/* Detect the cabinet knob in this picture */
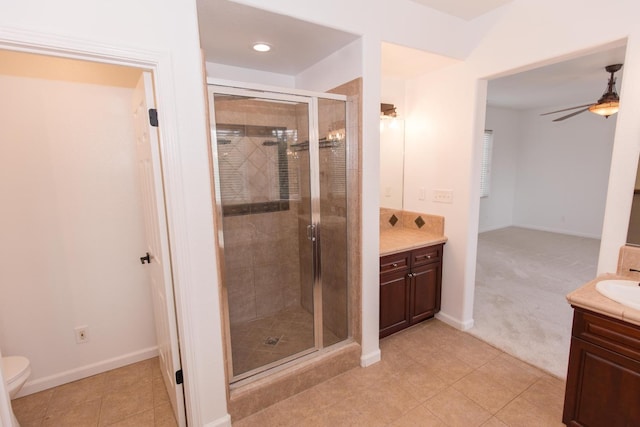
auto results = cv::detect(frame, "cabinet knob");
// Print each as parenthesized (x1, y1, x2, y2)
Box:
(392, 263, 398, 267)
(407, 273, 414, 278)
(427, 255, 431, 259)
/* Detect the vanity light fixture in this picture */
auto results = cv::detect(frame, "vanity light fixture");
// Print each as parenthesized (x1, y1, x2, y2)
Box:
(380, 103, 397, 118)
(380, 103, 399, 132)
(252, 42, 272, 52)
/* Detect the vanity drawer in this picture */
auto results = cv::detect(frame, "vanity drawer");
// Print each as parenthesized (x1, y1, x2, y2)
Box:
(380, 251, 410, 274)
(572, 307, 640, 360)
(412, 244, 442, 267)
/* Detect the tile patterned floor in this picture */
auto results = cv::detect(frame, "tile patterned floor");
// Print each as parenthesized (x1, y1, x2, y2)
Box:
(11, 357, 177, 426)
(234, 319, 566, 426)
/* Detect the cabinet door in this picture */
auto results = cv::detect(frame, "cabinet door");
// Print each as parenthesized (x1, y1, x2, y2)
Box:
(409, 263, 440, 324)
(563, 337, 640, 426)
(380, 269, 410, 338)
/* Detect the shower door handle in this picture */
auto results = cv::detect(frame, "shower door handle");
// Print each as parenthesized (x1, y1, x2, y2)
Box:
(306, 224, 317, 242)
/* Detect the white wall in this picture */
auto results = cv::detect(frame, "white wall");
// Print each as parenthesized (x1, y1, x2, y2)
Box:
(0, 74, 157, 394)
(404, 63, 485, 328)
(296, 39, 363, 91)
(464, 0, 640, 277)
(5, 1, 640, 424)
(0, 73, 156, 386)
(0, 1, 228, 425)
(381, 76, 406, 112)
(513, 106, 615, 238)
(481, 105, 616, 238)
(398, 0, 640, 329)
(479, 106, 519, 232)
(205, 62, 295, 87)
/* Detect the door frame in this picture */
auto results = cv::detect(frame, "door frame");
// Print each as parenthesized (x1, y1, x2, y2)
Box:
(0, 28, 203, 425)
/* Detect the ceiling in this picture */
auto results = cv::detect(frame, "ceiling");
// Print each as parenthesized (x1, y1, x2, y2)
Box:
(197, 0, 359, 75)
(487, 45, 627, 111)
(197, 1, 627, 112)
(409, 0, 514, 20)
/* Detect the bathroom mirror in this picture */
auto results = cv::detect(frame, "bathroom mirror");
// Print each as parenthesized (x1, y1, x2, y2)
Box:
(379, 117, 405, 210)
(626, 156, 640, 245)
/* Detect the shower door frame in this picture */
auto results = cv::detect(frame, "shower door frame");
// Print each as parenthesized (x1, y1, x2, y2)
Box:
(207, 82, 349, 384)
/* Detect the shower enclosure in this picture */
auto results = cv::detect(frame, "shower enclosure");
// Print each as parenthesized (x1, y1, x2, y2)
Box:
(208, 85, 350, 382)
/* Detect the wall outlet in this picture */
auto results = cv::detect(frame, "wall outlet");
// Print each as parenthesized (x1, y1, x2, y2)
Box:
(75, 326, 89, 344)
(433, 189, 453, 204)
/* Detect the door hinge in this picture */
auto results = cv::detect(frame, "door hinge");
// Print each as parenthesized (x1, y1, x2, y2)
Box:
(175, 369, 183, 385)
(149, 108, 159, 127)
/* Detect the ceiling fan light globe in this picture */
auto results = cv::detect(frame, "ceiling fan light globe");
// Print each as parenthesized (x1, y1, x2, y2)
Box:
(589, 101, 619, 117)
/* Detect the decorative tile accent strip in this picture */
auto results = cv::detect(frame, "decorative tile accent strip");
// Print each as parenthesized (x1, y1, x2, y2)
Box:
(415, 216, 425, 228)
(389, 214, 399, 226)
(222, 201, 290, 217)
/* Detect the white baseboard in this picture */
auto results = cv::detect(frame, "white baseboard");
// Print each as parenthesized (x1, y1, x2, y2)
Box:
(16, 346, 158, 398)
(479, 224, 601, 240)
(511, 224, 601, 240)
(436, 312, 474, 331)
(204, 414, 232, 427)
(478, 224, 512, 233)
(360, 348, 381, 367)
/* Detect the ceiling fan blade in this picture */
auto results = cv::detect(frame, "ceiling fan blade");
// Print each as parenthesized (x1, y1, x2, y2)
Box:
(540, 104, 594, 116)
(552, 107, 590, 122)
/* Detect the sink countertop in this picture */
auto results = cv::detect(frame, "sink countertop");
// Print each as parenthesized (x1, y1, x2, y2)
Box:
(567, 273, 640, 327)
(380, 228, 447, 256)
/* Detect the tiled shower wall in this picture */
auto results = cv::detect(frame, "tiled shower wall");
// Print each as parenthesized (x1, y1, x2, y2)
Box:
(225, 79, 362, 421)
(215, 99, 306, 324)
(214, 95, 349, 343)
(298, 98, 349, 342)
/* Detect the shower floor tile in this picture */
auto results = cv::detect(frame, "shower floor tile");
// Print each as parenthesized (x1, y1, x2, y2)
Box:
(230, 306, 342, 377)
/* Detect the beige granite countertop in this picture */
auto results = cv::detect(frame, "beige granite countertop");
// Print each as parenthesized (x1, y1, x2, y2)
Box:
(567, 273, 640, 327)
(380, 228, 447, 256)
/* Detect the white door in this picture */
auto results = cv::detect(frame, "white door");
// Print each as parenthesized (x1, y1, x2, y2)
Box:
(132, 72, 186, 426)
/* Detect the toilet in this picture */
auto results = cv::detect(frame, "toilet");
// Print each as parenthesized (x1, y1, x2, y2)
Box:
(1, 356, 31, 399)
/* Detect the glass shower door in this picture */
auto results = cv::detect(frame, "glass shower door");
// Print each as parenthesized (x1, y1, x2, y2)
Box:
(210, 87, 317, 380)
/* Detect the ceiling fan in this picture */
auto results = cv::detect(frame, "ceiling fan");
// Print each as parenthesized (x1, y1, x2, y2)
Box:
(541, 63, 623, 122)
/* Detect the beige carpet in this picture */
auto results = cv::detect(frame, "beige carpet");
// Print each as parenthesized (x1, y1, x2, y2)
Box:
(470, 227, 600, 379)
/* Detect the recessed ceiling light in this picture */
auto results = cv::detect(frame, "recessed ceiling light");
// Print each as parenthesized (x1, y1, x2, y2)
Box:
(252, 43, 271, 53)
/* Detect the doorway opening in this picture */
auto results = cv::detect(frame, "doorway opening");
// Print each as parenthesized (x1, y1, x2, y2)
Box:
(472, 44, 625, 377)
(0, 49, 186, 425)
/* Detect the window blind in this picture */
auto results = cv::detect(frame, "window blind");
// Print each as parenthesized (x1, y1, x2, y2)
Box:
(480, 130, 493, 198)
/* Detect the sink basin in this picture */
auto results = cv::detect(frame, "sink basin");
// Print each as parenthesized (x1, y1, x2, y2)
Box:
(596, 279, 640, 311)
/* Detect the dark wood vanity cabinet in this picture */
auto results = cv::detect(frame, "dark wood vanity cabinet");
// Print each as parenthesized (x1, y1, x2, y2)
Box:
(563, 307, 640, 426)
(379, 244, 443, 338)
